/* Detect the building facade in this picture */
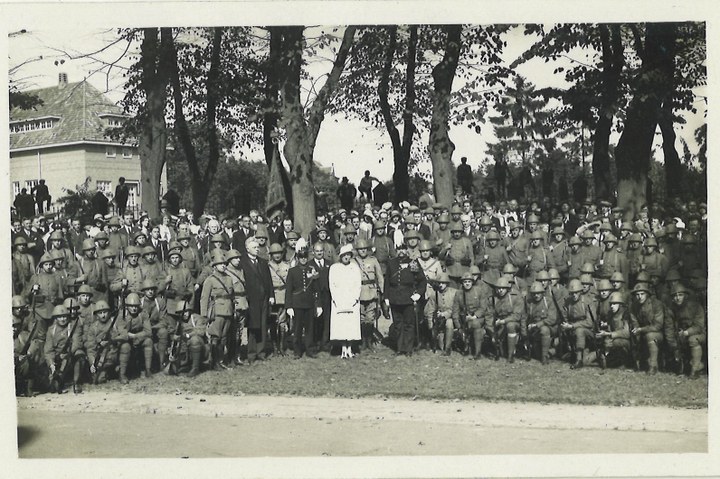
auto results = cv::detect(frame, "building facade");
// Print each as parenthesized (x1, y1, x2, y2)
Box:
(9, 74, 166, 217)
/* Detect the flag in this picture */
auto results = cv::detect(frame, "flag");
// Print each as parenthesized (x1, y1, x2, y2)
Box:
(265, 143, 287, 219)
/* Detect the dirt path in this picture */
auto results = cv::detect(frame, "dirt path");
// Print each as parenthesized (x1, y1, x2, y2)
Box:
(16, 392, 706, 458)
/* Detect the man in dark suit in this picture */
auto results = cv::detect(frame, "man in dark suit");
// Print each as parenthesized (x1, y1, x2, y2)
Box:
(309, 242, 332, 350)
(240, 237, 274, 363)
(232, 215, 254, 254)
(267, 213, 285, 247)
(285, 247, 322, 358)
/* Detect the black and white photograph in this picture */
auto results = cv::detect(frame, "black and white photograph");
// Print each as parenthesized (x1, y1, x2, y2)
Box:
(2, 1, 717, 478)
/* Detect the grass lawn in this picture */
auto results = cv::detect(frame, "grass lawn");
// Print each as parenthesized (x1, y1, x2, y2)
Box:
(90, 346, 708, 409)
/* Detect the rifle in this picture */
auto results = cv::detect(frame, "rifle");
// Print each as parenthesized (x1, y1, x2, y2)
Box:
(92, 293, 124, 384)
(522, 296, 532, 361)
(15, 313, 41, 370)
(164, 310, 184, 375)
(431, 288, 441, 353)
(491, 296, 504, 360)
(549, 288, 572, 360)
(50, 312, 82, 393)
(589, 302, 607, 369)
(460, 288, 471, 355)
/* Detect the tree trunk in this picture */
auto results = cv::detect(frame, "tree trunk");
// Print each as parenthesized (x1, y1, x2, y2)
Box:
(379, 25, 417, 204)
(278, 26, 356, 237)
(592, 24, 624, 202)
(428, 25, 462, 207)
(263, 26, 294, 215)
(138, 28, 171, 219)
(659, 106, 682, 199)
(615, 23, 676, 220)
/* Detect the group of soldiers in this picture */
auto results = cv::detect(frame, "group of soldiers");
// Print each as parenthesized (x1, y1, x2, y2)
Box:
(12, 195, 708, 396)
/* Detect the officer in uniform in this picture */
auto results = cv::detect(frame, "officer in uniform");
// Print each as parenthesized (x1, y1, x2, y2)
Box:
(560, 278, 595, 369)
(442, 223, 474, 288)
(116, 292, 153, 383)
(284, 231, 300, 265)
(384, 241, 427, 356)
(46, 230, 75, 269)
(268, 243, 290, 355)
(485, 277, 524, 362)
(180, 304, 210, 378)
(671, 283, 705, 378)
(200, 250, 235, 369)
(451, 272, 486, 358)
(566, 236, 584, 280)
(525, 281, 557, 364)
(285, 246, 322, 358)
(354, 239, 384, 351)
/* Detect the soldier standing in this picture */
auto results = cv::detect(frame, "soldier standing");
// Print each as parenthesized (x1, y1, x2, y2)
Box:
(442, 224, 473, 288)
(44, 305, 86, 393)
(354, 239, 384, 351)
(25, 253, 64, 327)
(200, 250, 235, 369)
(452, 272, 487, 358)
(671, 284, 705, 378)
(285, 246, 322, 358)
(267, 243, 290, 355)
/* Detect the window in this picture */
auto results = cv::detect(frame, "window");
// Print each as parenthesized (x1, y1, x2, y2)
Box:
(107, 118, 123, 128)
(25, 179, 39, 191)
(97, 180, 112, 198)
(122, 147, 133, 159)
(126, 181, 140, 208)
(9, 117, 58, 134)
(12, 182, 20, 198)
(105, 146, 116, 158)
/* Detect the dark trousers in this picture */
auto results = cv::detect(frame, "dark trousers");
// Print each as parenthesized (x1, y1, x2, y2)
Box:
(247, 327, 266, 360)
(293, 308, 316, 357)
(315, 295, 331, 348)
(391, 304, 417, 354)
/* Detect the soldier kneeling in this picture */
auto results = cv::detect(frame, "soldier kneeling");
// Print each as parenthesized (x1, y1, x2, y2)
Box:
(45, 305, 87, 394)
(117, 293, 153, 384)
(595, 292, 633, 369)
(86, 300, 120, 384)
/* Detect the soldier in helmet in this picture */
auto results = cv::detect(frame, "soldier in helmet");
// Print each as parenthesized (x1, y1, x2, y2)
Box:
(403, 230, 422, 261)
(25, 253, 64, 326)
(594, 292, 633, 369)
(525, 281, 557, 364)
(75, 238, 108, 302)
(505, 220, 529, 272)
(268, 243, 290, 355)
(13, 295, 46, 395)
(424, 272, 456, 355)
(433, 214, 452, 252)
(164, 243, 194, 315)
(547, 227, 570, 283)
(178, 230, 201, 279)
(106, 216, 128, 263)
(485, 277, 524, 362)
(52, 249, 78, 298)
(526, 229, 550, 283)
(94, 230, 113, 261)
(225, 249, 249, 365)
(371, 221, 395, 275)
(254, 226, 270, 261)
(596, 233, 628, 283)
(566, 236, 584, 280)
(116, 292, 153, 383)
(629, 282, 666, 375)
(501, 263, 527, 298)
(200, 250, 235, 369)
(417, 239, 444, 284)
(85, 300, 119, 384)
(139, 279, 171, 369)
(609, 271, 629, 297)
(140, 245, 167, 291)
(111, 245, 144, 296)
(46, 229, 74, 269)
(625, 233, 644, 286)
(284, 231, 300, 265)
(174, 302, 210, 378)
(44, 305, 86, 393)
(640, 237, 669, 281)
(559, 279, 595, 369)
(353, 239, 384, 352)
(13, 236, 36, 295)
(441, 223, 473, 288)
(671, 284, 705, 378)
(478, 229, 508, 284)
(452, 272, 487, 358)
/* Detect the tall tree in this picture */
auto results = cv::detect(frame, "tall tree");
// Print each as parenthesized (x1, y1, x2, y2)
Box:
(277, 26, 356, 236)
(428, 25, 462, 207)
(615, 23, 677, 218)
(137, 27, 173, 219)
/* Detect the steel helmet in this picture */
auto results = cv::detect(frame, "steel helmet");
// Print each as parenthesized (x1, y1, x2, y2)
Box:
(494, 277, 512, 289)
(125, 293, 142, 306)
(568, 279, 583, 293)
(225, 249, 242, 260)
(11, 295, 27, 308)
(355, 239, 371, 250)
(52, 305, 70, 318)
(436, 272, 451, 283)
(535, 270, 550, 281)
(547, 268, 560, 280)
(93, 300, 110, 314)
(609, 292, 625, 304)
(418, 240, 432, 251)
(269, 243, 284, 254)
(529, 282, 545, 294)
(597, 279, 613, 291)
(82, 238, 96, 251)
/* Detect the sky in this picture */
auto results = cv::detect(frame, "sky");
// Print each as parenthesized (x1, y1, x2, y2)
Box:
(6, 23, 708, 186)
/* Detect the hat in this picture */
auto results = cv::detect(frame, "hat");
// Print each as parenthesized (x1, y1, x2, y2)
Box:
(174, 301, 192, 315)
(621, 222, 634, 232)
(628, 233, 643, 243)
(52, 305, 70, 318)
(403, 215, 416, 226)
(609, 272, 625, 283)
(568, 279, 583, 293)
(51, 249, 65, 260)
(390, 210, 401, 219)
(339, 244, 354, 257)
(108, 216, 121, 227)
(342, 225, 357, 234)
(132, 230, 147, 242)
(602, 233, 618, 243)
(373, 220, 386, 230)
(469, 265, 481, 275)
(632, 283, 651, 294)
(671, 284, 689, 295)
(94, 231, 109, 241)
(13, 236, 28, 246)
(682, 234, 697, 244)
(450, 222, 463, 232)
(536, 270, 550, 281)
(226, 249, 242, 260)
(254, 226, 268, 239)
(569, 236, 582, 246)
(355, 239, 371, 250)
(609, 292, 625, 304)
(436, 214, 450, 224)
(93, 300, 110, 314)
(548, 268, 560, 280)
(432, 202, 444, 211)
(493, 277, 512, 289)
(286, 231, 300, 240)
(141, 279, 158, 290)
(269, 243, 284, 254)
(597, 279, 613, 291)
(77, 284, 94, 296)
(211, 250, 227, 266)
(450, 205, 463, 214)
(508, 220, 521, 230)
(93, 213, 104, 222)
(644, 237, 658, 247)
(551, 227, 565, 236)
(142, 245, 156, 256)
(49, 230, 64, 241)
(581, 229, 595, 240)
(530, 230, 545, 240)
(436, 272, 451, 283)
(82, 238, 96, 251)
(168, 241, 183, 254)
(125, 293, 142, 306)
(418, 240, 432, 251)
(479, 216, 493, 226)
(502, 263, 518, 275)
(486, 230, 501, 241)
(382, 202, 393, 211)
(527, 214, 540, 224)
(580, 263, 595, 274)
(636, 272, 651, 283)
(177, 231, 191, 241)
(665, 269, 682, 282)
(599, 222, 612, 232)
(12, 295, 28, 308)
(580, 274, 594, 285)
(125, 245, 141, 257)
(38, 253, 55, 266)
(599, 200, 612, 208)
(210, 233, 227, 244)
(404, 230, 421, 240)
(461, 272, 475, 282)
(529, 282, 545, 294)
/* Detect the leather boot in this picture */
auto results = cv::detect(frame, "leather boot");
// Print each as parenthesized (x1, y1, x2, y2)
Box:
(143, 346, 153, 378)
(507, 334, 518, 363)
(571, 349, 584, 369)
(541, 335, 551, 365)
(187, 347, 202, 378)
(473, 329, 483, 359)
(119, 361, 129, 384)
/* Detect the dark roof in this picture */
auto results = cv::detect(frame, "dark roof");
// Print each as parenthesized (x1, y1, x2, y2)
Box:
(9, 81, 126, 151)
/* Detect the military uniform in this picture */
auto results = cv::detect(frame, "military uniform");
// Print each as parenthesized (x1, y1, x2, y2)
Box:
(354, 255, 384, 349)
(268, 259, 290, 353)
(116, 307, 153, 381)
(372, 234, 396, 275)
(425, 284, 456, 353)
(672, 297, 706, 376)
(443, 236, 474, 286)
(84, 311, 120, 382)
(562, 291, 595, 367)
(484, 290, 524, 361)
(111, 261, 146, 295)
(44, 315, 86, 392)
(525, 293, 557, 363)
(452, 283, 487, 357)
(200, 271, 235, 366)
(384, 256, 427, 354)
(12, 249, 35, 295)
(25, 270, 64, 322)
(285, 262, 320, 357)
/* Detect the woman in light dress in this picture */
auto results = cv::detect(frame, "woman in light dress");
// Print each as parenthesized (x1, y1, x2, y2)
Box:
(329, 244, 362, 358)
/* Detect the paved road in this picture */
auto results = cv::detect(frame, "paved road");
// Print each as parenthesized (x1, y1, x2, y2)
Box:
(16, 391, 706, 458)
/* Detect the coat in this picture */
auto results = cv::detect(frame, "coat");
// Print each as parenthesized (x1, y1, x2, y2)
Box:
(240, 255, 273, 329)
(329, 261, 362, 341)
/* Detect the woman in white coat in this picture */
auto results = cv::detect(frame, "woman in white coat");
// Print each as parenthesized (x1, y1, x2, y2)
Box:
(329, 244, 362, 358)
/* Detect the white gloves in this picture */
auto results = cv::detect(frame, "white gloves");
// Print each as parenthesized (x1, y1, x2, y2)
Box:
(286, 308, 295, 318)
